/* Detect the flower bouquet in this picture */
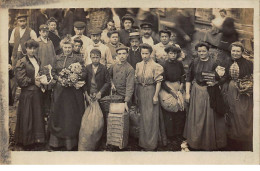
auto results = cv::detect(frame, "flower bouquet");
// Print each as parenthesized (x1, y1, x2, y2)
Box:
(236, 74, 253, 96)
(58, 62, 85, 89)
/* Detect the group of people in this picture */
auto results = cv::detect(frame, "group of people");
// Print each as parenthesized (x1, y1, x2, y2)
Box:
(9, 8, 253, 152)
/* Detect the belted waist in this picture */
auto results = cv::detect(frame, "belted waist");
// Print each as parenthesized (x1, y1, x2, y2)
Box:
(137, 82, 155, 87)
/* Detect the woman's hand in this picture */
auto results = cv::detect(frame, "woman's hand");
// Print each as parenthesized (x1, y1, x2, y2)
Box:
(185, 93, 190, 103)
(35, 79, 41, 87)
(207, 81, 218, 87)
(153, 95, 159, 105)
(74, 81, 85, 89)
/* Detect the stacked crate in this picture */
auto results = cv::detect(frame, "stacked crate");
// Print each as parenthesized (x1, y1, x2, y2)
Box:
(106, 103, 129, 149)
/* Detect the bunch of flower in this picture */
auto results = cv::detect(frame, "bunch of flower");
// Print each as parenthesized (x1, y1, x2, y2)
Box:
(236, 74, 253, 96)
(58, 62, 85, 89)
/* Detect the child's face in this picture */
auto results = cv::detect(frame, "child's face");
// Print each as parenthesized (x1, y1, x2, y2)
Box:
(117, 49, 128, 63)
(73, 42, 82, 52)
(130, 38, 140, 48)
(40, 30, 49, 39)
(48, 22, 57, 31)
(168, 51, 178, 61)
(110, 33, 119, 45)
(160, 33, 170, 45)
(90, 53, 101, 66)
(123, 20, 132, 30)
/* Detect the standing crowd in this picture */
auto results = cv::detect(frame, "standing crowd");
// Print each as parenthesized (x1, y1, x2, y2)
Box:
(8, 8, 253, 151)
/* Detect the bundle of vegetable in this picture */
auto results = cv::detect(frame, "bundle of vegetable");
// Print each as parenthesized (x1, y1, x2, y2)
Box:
(236, 74, 253, 96)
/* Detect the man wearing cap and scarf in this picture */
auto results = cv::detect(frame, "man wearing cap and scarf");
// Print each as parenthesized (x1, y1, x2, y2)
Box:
(119, 14, 135, 47)
(106, 30, 124, 63)
(84, 28, 113, 69)
(151, 29, 172, 66)
(9, 14, 38, 104)
(72, 21, 93, 55)
(109, 45, 135, 112)
(140, 22, 159, 46)
(127, 32, 143, 69)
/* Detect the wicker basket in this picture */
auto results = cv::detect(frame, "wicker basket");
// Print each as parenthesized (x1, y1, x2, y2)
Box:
(106, 112, 129, 149)
(99, 92, 124, 114)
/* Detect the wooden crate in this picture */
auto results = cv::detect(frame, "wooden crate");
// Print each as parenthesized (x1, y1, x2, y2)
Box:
(106, 112, 129, 149)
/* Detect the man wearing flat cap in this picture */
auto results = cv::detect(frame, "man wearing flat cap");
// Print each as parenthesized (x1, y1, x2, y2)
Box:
(140, 22, 159, 46)
(72, 21, 93, 55)
(106, 30, 124, 63)
(9, 14, 38, 67)
(9, 14, 38, 103)
(119, 14, 135, 47)
(36, 24, 57, 118)
(151, 29, 173, 66)
(109, 45, 135, 112)
(127, 32, 143, 69)
(84, 28, 113, 69)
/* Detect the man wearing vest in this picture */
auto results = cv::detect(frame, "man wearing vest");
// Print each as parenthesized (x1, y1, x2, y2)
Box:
(9, 14, 38, 104)
(9, 14, 38, 68)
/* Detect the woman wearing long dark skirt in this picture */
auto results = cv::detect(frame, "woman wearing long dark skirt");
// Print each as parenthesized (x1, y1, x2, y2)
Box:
(14, 39, 46, 150)
(183, 42, 227, 151)
(161, 45, 186, 139)
(222, 42, 253, 151)
(49, 36, 86, 151)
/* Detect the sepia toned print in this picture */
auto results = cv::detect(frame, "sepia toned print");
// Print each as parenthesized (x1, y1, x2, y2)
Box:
(0, 0, 259, 165)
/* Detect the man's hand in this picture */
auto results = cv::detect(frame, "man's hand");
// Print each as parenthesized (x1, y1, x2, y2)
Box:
(185, 93, 190, 103)
(124, 102, 129, 112)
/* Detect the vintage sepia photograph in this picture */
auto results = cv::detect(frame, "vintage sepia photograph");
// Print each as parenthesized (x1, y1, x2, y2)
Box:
(0, 0, 259, 165)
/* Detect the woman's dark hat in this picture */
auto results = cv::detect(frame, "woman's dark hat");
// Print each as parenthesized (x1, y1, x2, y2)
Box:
(122, 14, 135, 24)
